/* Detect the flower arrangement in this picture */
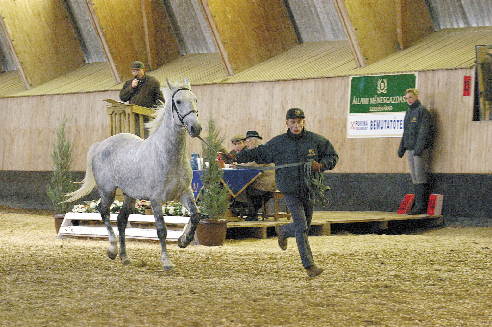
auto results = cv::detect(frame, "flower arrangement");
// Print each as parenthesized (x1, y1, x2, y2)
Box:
(71, 199, 190, 216)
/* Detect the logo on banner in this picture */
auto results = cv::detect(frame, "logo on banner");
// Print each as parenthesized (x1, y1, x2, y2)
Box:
(377, 79, 388, 94)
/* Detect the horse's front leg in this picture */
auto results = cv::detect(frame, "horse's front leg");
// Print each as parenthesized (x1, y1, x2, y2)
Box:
(178, 188, 201, 248)
(117, 196, 136, 265)
(151, 199, 174, 270)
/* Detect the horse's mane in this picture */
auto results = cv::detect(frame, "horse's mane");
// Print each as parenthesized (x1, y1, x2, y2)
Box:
(145, 87, 173, 135)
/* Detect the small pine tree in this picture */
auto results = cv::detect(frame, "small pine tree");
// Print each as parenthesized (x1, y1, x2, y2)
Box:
(46, 118, 76, 213)
(199, 119, 230, 220)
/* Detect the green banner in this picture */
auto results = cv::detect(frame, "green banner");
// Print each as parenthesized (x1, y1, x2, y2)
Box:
(350, 74, 416, 114)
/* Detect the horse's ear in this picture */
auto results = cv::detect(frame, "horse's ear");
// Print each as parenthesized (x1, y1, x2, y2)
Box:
(184, 78, 190, 89)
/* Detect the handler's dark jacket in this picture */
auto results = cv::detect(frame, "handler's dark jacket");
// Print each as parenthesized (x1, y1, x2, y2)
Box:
(236, 128, 338, 195)
(119, 75, 164, 109)
(398, 100, 433, 157)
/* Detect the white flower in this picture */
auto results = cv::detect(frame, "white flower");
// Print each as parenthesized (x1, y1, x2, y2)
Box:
(72, 204, 86, 213)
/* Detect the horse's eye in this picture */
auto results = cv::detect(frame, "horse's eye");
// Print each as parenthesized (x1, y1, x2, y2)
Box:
(176, 100, 181, 104)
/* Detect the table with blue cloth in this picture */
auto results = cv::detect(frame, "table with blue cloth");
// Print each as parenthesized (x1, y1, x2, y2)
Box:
(192, 169, 262, 200)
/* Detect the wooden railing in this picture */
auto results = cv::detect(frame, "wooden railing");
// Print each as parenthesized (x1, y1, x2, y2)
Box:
(104, 99, 155, 138)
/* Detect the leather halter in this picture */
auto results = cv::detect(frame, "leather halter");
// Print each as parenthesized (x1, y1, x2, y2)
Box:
(171, 88, 198, 127)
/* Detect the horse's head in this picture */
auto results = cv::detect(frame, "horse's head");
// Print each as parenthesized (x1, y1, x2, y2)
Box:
(167, 78, 202, 138)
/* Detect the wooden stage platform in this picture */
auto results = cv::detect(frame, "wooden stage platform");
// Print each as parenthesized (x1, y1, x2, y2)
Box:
(226, 211, 444, 239)
(57, 211, 443, 242)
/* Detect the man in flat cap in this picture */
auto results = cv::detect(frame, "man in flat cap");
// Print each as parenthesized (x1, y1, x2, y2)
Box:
(119, 61, 164, 109)
(225, 135, 246, 164)
(222, 108, 338, 277)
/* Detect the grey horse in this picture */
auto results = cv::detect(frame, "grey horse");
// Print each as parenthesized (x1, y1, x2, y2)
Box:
(65, 78, 202, 270)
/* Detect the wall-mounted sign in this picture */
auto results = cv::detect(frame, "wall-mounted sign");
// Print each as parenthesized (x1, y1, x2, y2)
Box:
(347, 73, 417, 138)
(463, 76, 471, 96)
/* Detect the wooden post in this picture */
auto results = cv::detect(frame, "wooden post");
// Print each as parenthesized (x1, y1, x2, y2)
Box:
(104, 100, 155, 138)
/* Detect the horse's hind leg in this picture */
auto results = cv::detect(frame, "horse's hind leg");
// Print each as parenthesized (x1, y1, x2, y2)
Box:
(178, 189, 201, 248)
(98, 191, 118, 260)
(117, 195, 135, 265)
(151, 199, 174, 270)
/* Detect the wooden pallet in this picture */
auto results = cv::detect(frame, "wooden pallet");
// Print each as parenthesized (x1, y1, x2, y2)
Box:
(226, 211, 443, 239)
(58, 211, 444, 242)
(58, 212, 189, 241)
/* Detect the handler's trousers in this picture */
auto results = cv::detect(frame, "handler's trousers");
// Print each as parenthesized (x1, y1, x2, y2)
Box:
(279, 193, 314, 269)
(406, 150, 428, 184)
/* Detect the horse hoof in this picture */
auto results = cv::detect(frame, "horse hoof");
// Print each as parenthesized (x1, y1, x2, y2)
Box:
(163, 264, 175, 271)
(107, 249, 117, 260)
(120, 255, 131, 265)
(177, 236, 188, 248)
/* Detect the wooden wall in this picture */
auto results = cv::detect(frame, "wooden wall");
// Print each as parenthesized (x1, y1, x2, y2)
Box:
(1, 68, 491, 174)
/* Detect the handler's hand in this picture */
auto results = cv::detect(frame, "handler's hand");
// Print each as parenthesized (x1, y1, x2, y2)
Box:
(219, 152, 235, 163)
(311, 160, 323, 172)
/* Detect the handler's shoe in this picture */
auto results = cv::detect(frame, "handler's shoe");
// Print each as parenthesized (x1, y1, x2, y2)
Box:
(306, 265, 324, 278)
(275, 225, 287, 250)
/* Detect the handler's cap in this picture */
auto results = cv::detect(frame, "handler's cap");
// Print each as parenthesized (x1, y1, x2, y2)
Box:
(286, 108, 305, 119)
(245, 130, 262, 140)
(231, 134, 245, 143)
(131, 61, 145, 69)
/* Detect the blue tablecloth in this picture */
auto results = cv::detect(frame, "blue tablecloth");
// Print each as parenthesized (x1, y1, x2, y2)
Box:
(192, 169, 262, 200)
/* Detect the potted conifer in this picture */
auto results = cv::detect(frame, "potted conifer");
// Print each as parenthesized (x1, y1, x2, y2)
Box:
(46, 118, 76, 234)
(196, 119, 230, 246)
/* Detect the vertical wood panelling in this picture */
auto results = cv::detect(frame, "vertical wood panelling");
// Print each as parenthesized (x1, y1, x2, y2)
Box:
(0, 0, 85, 87)
(1, 68, 491, 174)
(0, 92, 113, 171)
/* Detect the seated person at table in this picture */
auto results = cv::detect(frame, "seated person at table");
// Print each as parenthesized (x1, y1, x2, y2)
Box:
(223, 135, 246, 165)
(238, 131, 276, 221)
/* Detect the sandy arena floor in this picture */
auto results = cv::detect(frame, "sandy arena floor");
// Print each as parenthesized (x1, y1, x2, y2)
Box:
(1, 207, 491, 326)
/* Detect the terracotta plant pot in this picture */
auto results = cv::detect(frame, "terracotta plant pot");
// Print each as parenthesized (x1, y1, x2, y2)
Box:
(54, 214, 65, 234)
(196, 219, 228, 246)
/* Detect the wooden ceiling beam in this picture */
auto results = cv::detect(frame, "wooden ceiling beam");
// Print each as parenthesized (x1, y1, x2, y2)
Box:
(0, 0, 85, 88)
(396, 0, 433, 50)
(87, 0, 180, 82)
(333, 0, 366, 68)
(199, 0, 298, 75)
(0, 15, 29, 89)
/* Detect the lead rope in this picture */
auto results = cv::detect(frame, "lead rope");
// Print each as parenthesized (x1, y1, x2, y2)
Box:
(303, 162, 331, 206)
(236, 161, 331, 206)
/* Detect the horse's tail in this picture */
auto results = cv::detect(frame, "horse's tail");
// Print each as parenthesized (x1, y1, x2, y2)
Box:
(64, 142, 100, 203)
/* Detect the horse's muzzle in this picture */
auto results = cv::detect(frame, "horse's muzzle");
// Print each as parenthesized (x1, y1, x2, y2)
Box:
(188, 123, 202, 138)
